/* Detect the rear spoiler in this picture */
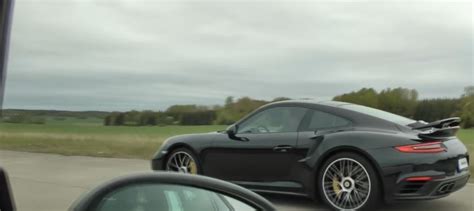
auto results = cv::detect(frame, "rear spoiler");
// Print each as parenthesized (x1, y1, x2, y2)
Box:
(412, 117, 460, 130)
(413, 117, 461, 140)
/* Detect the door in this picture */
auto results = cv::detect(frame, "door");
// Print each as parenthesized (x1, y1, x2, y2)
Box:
(204, 106, 308, 183)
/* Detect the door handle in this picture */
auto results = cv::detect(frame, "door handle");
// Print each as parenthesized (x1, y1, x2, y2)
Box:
(273, 145, 293, 152)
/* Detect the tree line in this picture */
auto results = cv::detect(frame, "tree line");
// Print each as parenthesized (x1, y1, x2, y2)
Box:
(103, 97, 286, 126)
(104, 86, 474, 128)
(334, 86, 473, 128)
(0, 109, 109, 124)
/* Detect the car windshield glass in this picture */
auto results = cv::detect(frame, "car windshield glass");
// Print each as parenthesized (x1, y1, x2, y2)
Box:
(96, 184, 256, 211)
(340, 104, 416, 125)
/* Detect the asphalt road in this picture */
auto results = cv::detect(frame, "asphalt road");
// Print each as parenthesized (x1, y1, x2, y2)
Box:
(0, 150, 472, 211)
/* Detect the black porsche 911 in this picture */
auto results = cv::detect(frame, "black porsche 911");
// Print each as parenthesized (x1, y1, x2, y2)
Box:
(151, 100, 470, 210)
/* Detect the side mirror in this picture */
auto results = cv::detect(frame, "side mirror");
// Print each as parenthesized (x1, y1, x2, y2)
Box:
(0, 167, 15, 211)
(70, 172, 275, 211)
(225, 125, 249, 142)
(226, 124, 238, 136)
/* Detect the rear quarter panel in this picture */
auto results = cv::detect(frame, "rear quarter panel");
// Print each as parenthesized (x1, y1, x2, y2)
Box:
(302, 129, 469, 201)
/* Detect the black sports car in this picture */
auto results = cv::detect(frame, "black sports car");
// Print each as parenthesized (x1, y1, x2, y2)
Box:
(151, 100, 470, 210)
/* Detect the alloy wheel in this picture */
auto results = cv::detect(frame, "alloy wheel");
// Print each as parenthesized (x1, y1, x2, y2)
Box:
(165, 151, 198, 174)
(322, 158, 371, 210)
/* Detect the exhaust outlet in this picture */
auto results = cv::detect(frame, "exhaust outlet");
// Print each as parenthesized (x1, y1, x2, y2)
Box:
(437, 182, 455, 194)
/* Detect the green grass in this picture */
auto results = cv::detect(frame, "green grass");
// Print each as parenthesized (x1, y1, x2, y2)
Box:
(0, 121, 225, 159)
(456, 129, 474, 180)
(46, 117, 104, 126)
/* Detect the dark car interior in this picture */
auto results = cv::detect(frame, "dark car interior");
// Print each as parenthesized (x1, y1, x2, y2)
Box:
(0, 168, 15, 211)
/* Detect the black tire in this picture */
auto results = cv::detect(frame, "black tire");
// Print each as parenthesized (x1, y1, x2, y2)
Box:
(165, 148, 201, 174)
(317, 152, 381, 211)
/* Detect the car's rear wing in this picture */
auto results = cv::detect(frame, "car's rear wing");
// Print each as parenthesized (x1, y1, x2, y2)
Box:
(412, 117, 461, 130)
(414, 117, 461, 140)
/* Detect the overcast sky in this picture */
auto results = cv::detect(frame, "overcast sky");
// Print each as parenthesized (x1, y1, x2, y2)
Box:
(3, 0, 473, 111)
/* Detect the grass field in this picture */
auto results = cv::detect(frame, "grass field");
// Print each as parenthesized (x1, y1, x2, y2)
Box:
(0, 119, 225, 159)
(457, 129, 474, 180)
(0, 119, 473, 180)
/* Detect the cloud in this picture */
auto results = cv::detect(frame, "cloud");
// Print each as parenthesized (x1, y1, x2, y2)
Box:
(4, 0, 473, 111)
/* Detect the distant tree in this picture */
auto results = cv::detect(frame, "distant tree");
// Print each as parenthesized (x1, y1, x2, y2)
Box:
(333, 88, 379, 108)
(378, 88, 418, 117)
(139, 111, 157, 126)
(215, 97, 268, 124)
(104, 115, 112, 126)
(166, 105, 208, 113)
(114, 113, 125, 125)
(96, 87, 474, 128)
(180, 110, 216, 125)
(333, 87, 419, 118)
(414, 99, 460, 122)
(146, 116, 157, 125)
(125, 110, 141, 125)
(464, 116, 473, 128)
(459, 86, 474, 128)
(214, 109, 236, 125)
(166, 104, 210, 123)
(156, 112, 174, 126)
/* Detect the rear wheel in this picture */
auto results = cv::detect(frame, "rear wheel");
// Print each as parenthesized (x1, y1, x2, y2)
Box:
(165, 148, 200, 174)
(318, 152, 380, 210)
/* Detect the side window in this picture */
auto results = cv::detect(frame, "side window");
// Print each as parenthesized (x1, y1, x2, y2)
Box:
(238, 107, 307, 134)
(305, 110, 351, 131)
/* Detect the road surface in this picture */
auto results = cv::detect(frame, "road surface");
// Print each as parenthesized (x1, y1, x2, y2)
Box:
(0, 150, 472, 211)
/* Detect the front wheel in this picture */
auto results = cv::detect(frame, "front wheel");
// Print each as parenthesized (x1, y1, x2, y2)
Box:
(165, 148, 200, 174)
(318, 152, 381, 210)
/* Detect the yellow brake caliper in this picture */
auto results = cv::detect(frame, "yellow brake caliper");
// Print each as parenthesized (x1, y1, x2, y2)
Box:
(189, 161, 197, 174)
(332, 176, 342, 196)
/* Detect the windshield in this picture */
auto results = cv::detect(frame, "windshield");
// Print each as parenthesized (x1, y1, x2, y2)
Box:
(340, 104, 416, 126)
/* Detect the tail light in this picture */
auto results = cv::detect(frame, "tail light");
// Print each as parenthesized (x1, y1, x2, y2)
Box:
(395, 141, 446, 153)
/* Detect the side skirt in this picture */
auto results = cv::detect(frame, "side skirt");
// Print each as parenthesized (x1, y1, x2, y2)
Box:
(231, 180, 310, 198)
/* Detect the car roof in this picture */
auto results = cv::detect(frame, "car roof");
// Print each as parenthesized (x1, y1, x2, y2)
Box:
(257, 99, 402, 131)
(267, 100, 351, 108)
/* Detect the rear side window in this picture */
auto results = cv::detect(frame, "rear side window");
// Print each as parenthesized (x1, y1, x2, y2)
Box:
(303, 110, 351, 131)
(340, 104, 415, 125)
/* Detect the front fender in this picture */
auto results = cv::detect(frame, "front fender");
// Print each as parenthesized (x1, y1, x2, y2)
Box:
(151, 133, 219, 170)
